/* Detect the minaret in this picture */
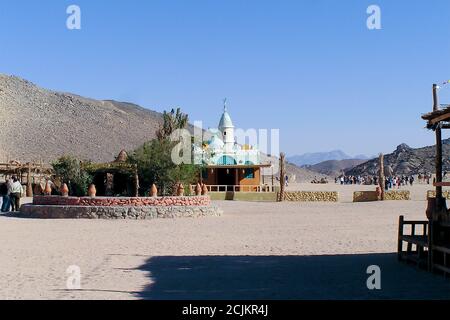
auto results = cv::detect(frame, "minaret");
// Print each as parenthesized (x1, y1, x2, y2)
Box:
(218, 99, 235, 154)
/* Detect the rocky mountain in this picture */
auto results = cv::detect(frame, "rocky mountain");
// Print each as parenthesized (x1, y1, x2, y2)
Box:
(287, 150, 370, 167)
(0, 74, 163, 163)
(305, 159, 369, 177)
(345, 141, 450, 177)
(0, 74, 323, 182)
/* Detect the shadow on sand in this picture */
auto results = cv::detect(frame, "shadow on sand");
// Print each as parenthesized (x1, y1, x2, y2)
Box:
(136, 253, 450, 300)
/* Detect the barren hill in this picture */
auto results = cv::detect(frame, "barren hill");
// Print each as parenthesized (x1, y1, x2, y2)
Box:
(0, 74, 163, 163)
(345, 142, 450, 176)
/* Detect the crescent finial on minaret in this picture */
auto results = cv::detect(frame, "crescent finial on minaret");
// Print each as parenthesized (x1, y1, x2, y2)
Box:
(223, 98, 227, 112)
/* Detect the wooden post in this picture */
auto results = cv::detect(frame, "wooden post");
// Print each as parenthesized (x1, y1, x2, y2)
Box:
(134, 166, 139, 197)
(271, 165, 274, 189)
(279, 153, 286, 202)
(398, 215, 404, 260)
(378, 153, 385, 201)
(433, 84, 444, 208)
(26, 164, 33, 197)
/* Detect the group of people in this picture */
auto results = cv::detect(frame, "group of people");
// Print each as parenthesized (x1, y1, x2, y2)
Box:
(337, 175, 375, 185)
(384, 175, 414, 190)
(417, 173, 432, 184)
(0, 176, 23, 213)
(336, 174, 417, 188)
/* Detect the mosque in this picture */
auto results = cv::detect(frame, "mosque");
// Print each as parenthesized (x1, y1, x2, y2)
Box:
(193, 103, 272, 191)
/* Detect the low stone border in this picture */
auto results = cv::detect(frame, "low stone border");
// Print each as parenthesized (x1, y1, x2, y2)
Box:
(427, 190, 450, 200)
(385, 190, 410, 200)
(353, 190, 410, 202)
(20, 204, 222, 219)
(281, 191, 339, 202)
(353, 191, 378, 202)
(32, 195, 210, 207)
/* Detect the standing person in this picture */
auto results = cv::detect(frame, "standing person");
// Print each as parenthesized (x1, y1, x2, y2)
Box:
(9, 176, 23, 212)
(0, 180, 11, 212)
(410, 176, 414, 186)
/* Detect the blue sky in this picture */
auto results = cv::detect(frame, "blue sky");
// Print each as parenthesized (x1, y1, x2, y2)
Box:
(1, 0, 450, 157)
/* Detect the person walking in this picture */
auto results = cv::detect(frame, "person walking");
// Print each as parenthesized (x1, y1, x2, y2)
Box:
(9, 176, 23, 212)
(0, 180, 11, 212)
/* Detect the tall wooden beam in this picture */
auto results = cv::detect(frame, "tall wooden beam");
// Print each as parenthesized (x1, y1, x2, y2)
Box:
(378, 153, 385, 201)
(26, 164, 33, 197)
(433, 84, 443, 208)
(278, 153, 286, 202)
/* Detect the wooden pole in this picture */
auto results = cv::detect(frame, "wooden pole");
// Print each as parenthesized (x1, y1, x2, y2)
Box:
(378, 153, 385, 201)
(134, 166, 139, 197)
(26, 164, 33, 197)
(271, 165, 274, 188)
(279, 152, 286, 202)
(433, 84, 443, 207)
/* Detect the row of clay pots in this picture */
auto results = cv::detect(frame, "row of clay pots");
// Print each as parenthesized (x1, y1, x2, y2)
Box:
(53, 182, 208, 198)
(150, 183, 208, 197)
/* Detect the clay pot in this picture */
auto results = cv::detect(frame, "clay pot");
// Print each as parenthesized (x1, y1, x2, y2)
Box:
(376, 187, 382, 200)
(34, 184, 41, 195)
(60, 183, 69, 197)
(44, 181, 52, 195)
(150, 184, 158, 197)
(201, 183, 208, 196)
(177, 183, 185, 196)
(195, 183, 202, 196)
(88, 184, 97, 198)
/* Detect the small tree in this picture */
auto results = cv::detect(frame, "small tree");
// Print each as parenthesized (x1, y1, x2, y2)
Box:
(52, 156, 92, 196)
(129, 139, 199, 196)
(130, 107, 199, 196)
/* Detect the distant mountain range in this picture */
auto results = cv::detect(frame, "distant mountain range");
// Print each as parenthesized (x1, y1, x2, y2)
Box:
(287, 150, 372, 167)
(346, 141, 450, 176)
(304, 159, 369, 177)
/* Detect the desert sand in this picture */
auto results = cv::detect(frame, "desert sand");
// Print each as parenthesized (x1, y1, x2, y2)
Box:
(1, 183, 450, 300)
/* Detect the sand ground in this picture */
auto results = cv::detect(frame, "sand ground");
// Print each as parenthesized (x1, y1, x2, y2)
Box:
(1, 183, 450, 300)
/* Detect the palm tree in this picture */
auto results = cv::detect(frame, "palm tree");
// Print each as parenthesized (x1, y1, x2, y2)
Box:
(156, 108, 189, 141)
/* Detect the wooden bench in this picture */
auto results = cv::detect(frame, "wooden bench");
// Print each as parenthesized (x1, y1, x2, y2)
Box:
(398, 215, 429, 269)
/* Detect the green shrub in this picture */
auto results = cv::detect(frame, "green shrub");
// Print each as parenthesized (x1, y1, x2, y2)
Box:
(52, 156, 92, 196)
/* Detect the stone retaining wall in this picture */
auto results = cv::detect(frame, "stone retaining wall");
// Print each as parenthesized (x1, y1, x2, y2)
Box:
(33, 195, 210, 207)
(427, 191, 450, 200)
(385, 190, 410, 200)
(282, 191, 339, 202)
(20, 204, 222, 219)
(353, 191, 378, 202)
(353, 190, 410, 202)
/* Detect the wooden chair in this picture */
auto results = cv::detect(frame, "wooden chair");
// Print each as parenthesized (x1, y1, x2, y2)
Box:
(398, 215, 430, 270)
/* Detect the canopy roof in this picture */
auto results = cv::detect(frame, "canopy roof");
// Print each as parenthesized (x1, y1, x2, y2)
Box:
(422, 104, 450, 128)
(204, 164, 272, 169)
